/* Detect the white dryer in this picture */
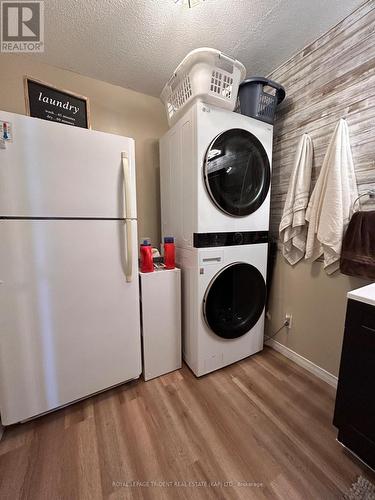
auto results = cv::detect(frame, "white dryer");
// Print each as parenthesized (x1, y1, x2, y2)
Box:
(178, 242, 267, 377)
(160, 102, 273, 250)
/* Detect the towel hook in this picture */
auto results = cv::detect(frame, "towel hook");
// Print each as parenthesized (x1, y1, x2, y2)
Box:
(352, 189, 375, 211)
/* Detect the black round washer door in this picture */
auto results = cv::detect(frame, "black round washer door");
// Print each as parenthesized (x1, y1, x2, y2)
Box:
(204, 128, 271, 217)
(204, 263, 266, 339)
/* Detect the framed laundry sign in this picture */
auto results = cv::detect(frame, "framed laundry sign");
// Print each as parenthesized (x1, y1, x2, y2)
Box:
(24, 77, 91, 129)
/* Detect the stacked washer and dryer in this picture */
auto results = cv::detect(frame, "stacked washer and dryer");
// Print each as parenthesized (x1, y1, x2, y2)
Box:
(160, 50, 274, 377)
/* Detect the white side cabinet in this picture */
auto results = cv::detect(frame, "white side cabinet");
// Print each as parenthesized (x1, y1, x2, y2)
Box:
(139, 268, 182, 381)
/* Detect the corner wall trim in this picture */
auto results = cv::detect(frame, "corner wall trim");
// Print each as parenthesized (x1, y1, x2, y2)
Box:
(266, 339, 338, 388)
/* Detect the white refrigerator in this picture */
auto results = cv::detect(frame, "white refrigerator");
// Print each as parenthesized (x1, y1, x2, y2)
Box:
(0, 111, 142, 425)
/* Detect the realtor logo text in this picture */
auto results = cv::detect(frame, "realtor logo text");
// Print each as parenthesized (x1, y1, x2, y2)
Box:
(1, 1, 44, 52)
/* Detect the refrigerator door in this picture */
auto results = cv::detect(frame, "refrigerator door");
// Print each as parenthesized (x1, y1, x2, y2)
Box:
(0, 111, 137, 219)
(0, 219, 141, 425)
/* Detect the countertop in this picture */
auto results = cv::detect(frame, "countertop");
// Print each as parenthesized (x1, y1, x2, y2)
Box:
(347, 283, 375, 307)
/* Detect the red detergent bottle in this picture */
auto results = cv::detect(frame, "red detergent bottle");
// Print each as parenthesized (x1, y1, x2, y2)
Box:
(140, 239, 153, 273)
(164, 236, 175, 270)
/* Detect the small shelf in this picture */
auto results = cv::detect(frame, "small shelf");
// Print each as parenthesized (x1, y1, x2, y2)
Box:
(139, 268, 182, 381)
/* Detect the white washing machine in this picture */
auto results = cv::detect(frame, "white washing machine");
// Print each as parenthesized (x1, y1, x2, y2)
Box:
(160, 101, 273, 250)
(178, 242, 267, 377)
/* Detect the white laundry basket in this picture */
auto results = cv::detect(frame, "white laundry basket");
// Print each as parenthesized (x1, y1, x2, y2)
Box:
(160, 48, 246, 127)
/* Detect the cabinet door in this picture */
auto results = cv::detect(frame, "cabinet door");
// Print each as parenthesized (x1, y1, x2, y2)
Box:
(334, 299, 375, 442)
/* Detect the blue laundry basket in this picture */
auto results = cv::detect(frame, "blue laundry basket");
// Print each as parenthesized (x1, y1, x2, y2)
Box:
(238, 77, 286, 124)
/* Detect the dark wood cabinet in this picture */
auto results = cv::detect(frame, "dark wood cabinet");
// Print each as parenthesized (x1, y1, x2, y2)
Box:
(333, 298, 375, 469)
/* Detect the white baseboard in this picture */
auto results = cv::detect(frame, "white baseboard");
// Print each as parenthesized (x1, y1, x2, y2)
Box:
(266, 339, 338, 388)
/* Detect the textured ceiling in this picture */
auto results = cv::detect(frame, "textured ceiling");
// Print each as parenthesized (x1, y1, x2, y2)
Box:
(36, 0, 364, 97)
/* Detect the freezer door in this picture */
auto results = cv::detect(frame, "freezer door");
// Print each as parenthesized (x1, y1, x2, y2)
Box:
(0, 219, 141, 425)
(0, 111, 137, 219)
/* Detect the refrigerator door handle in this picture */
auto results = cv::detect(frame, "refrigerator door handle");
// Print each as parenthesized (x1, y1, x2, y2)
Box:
(124, 220, 133, 283)
(122, 152, 133, 283)
(122, 152, 132, 219)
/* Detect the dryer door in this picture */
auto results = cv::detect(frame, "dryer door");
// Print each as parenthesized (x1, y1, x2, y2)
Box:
(203, 128, 271, 217)
(203, 262, 266, 339)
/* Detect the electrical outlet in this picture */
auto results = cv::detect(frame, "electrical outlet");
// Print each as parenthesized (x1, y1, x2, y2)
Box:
(285, 313, 293, 330)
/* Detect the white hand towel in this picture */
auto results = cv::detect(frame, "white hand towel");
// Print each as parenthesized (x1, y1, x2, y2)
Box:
(279, 133, 313, 265)
(305, 119, 358, 274)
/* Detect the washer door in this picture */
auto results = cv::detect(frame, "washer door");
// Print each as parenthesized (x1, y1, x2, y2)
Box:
(204, 128, 271, 217)
(203, 262, 266, 339)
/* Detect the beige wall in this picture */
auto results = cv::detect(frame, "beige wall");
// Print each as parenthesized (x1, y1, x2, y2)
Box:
(267, 2, 375, 377)
(267, 255, 369, 376)
(0, 54, 168, 246)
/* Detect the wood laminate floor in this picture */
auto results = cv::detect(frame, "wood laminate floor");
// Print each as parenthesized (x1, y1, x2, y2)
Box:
(0, 347, 373, 499)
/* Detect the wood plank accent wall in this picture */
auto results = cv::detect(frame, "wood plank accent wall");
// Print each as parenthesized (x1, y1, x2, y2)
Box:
(268, 0, 375, 237)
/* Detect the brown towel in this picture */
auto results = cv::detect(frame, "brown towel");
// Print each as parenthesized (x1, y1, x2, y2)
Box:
(340, 211, 375, 279)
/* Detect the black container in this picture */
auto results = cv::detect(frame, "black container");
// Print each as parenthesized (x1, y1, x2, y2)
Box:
(238, 77, 286, 124)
